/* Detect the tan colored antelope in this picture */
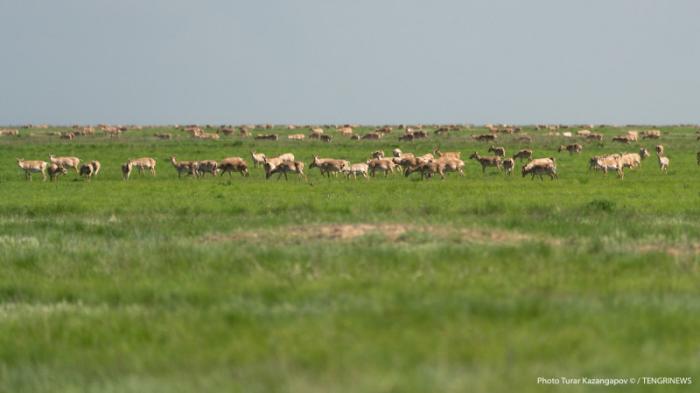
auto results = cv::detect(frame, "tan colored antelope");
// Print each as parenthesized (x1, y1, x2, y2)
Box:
(416, 153, 435, 164)
(288, 134, 305, 140)
(558, 144, 583, 154)
(49, 154, 81, 173)
(128, 157, 157, 176)
(612, 135, 630, 143)
(513, 149, 533, 161)
(17, 158, 48, 181)
(469, 152, 502, 173)
(362, 132, 382, 140)
(342, 163, 369, 179)
(405, 158, 465, 180)
(521, 163, 558, 180)
(434, 157, 465, 177)
(219, 157, 249, 176)
(656, 145, 664, 156)
(309, 156, 348, 177)
(642, 130, 661, 139)
(265, 160, 307, 181)
(367, 158, 396, 177)
(262, 153, 295, 178)
(338, 126, 353, 136)
(170, 156, 197, 178)
(433, 146, 461, 159)
(591, 155, 624, 179)
(262, 153, 295, 173)
(251, 151, 266, 168)
(618, 148, 649, 170)
(308, 129, 323, 139)
(48, 163, 67, 181)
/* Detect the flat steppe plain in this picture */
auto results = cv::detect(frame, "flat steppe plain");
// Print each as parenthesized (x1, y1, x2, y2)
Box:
(0, 125, 698, 392)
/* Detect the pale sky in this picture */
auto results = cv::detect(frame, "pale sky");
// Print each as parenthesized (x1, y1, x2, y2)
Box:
(1, 0, 698, 125)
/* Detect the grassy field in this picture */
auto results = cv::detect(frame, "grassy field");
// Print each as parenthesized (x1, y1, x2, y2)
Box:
(0, 125, 699, 392)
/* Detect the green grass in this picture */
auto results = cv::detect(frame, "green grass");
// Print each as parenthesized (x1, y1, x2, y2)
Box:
(0, 125, 699, 392)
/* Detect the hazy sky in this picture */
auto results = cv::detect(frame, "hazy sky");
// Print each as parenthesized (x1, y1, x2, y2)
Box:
(1, 0, 698, 125)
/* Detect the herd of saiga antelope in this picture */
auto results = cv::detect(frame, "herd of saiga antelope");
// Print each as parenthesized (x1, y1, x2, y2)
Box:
(15, 141, 678, 182)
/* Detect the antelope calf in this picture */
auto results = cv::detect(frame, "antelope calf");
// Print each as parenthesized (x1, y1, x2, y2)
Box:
(17, 158, 48, 181)
(49, 154, 81, 173)
(656, 145, 664, 156)
(488, 146, 506, 157)
(502, 158, 515, 175)
(219, 157, 249, 176)
(195, 160, 218, 177)
(121, 162, 133, 180)
(469, 152, 502, 173)
(79, 161, 101, 179)
(48, 163, 67, 181)
(558, 144, 583, 154)
(370, 150, 385, 159)
(657, 154, 669, 173)
(513, 149, 533, 161)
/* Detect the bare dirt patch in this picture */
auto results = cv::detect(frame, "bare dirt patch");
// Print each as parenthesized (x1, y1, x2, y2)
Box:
(202, 223, 546, 245)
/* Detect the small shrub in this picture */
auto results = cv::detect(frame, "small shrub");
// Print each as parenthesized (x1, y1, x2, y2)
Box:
(586, 199, 616, 212)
